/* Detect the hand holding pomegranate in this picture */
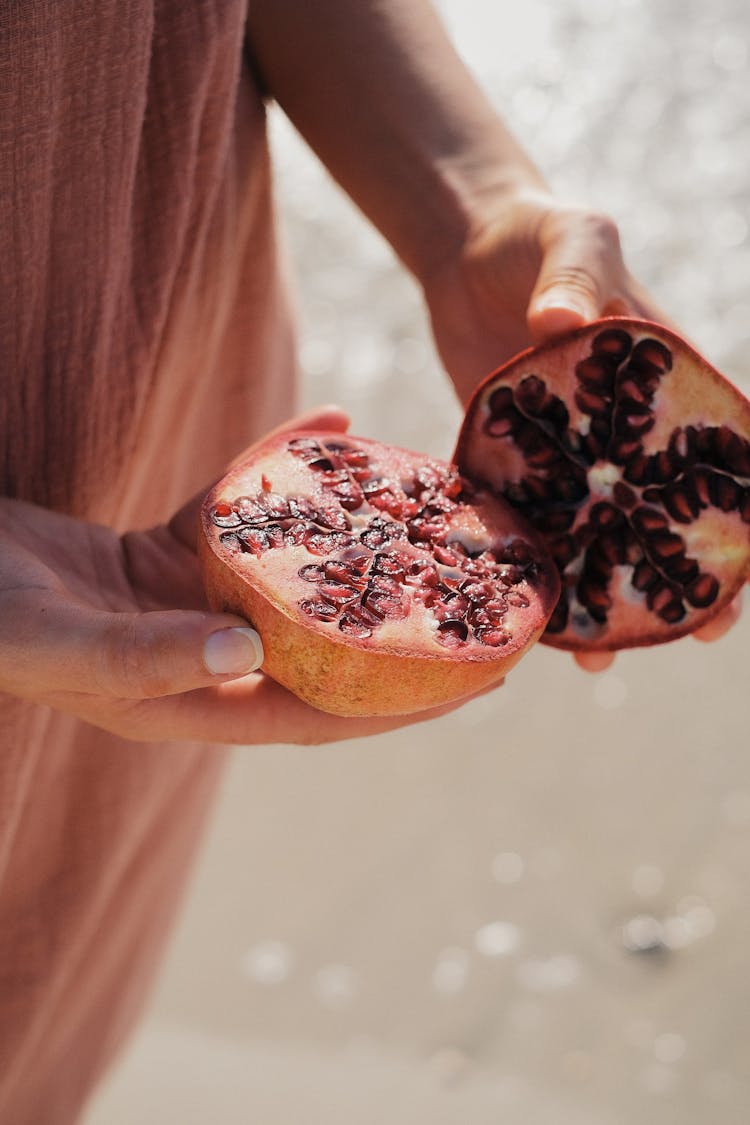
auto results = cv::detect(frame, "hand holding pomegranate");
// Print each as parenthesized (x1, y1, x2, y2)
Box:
(0, 409, 491, 743)
(420, 191, 747, 667)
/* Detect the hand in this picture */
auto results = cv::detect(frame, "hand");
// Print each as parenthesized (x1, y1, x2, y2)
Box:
(420, 186, 744, 669)
(0, 407, 493, 743)
(422, 187, 667, 402)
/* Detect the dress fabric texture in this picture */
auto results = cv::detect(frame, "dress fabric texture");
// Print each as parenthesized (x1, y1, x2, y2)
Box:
(0, 2, 297, 1121)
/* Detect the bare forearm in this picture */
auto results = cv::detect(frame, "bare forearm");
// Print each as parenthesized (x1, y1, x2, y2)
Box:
(246, 0, 545, 281)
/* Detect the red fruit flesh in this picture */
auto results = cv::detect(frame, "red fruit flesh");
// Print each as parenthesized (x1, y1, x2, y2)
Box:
(199, 433, 560, 716)
(455, 318, 750, 651)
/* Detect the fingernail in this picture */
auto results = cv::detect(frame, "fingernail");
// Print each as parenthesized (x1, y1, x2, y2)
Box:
(204, 628, 264, 675)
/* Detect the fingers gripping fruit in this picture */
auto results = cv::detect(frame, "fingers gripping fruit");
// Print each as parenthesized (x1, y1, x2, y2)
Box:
(199, 435, 561, 716)
(455, 319, 750, 651)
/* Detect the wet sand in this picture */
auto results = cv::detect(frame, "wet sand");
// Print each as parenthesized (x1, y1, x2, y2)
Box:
(87, 1, 750, 1121)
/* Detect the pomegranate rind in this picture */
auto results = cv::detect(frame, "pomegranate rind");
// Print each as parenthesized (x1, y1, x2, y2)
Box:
(199, 431, 560, 716)
(454, 317, 750, 652)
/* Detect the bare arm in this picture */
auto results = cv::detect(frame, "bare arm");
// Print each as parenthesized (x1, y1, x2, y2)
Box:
(246, 0, 544, 281)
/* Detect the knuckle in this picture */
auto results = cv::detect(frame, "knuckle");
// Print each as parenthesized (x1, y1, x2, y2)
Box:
(100, 617, 172, 699)
(540, 264, 602, 302)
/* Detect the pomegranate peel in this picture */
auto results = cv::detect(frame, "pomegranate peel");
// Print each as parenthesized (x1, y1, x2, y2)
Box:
(199, 432, 560, 716)
(455, 317, 750, 652)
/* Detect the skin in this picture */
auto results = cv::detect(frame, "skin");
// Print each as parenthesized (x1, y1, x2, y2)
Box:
(1, 1, 740, 741)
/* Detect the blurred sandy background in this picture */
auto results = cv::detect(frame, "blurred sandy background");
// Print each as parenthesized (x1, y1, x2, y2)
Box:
(86, 1, 750, 1122)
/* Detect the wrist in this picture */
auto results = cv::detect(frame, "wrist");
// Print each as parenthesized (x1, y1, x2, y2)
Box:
(410, 156, 548, 288)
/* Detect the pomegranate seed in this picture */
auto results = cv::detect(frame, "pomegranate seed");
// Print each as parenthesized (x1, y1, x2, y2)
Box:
(318, 582, 361, 605)
(237, 527, 269, 555)
(436, 620, 468, 646)
(433, 545, 458, 567)
(474, 626, 511, 647)
(261, 474, 272, 492)
(299, 564, 325, 583)
(300, 599, 338, 622)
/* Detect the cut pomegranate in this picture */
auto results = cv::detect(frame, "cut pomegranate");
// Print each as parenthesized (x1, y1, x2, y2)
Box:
(455, 318, 750, 651)
(200, 434, 560, 716)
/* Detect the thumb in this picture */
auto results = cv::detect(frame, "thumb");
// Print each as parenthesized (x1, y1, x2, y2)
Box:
(527, 211, 622, 341)
(2, 593, 265, 700)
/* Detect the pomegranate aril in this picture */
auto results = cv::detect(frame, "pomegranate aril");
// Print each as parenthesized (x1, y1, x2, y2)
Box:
(362, 477, 389, 496)
(647, 583, 685, 622)
(331, 482, 365, 511)
(320, 468, 350, 486)
(433, 545, 458, 566)
(598, 530, 628, 566)
(553, 474, 588, 504)
(219, 531, 242, 551)
(339, 448, 370, 469)
(686, 572, 720, 608)
(299, 564, 325, 583)
(629, 338, 672, 377)
(691, 468, 712, 508)
(338, 614, 373, 639)
(300, 598, 339, 622)
(288, 496, 317, 520)
(265, 524, 285, 548)
(515, 374, 548, 412)
(616, 411, 655, 438)
(656, 596, 686, 624)
(574, 387, 610, 416)
(714, 426, 750, 476)
(575, 356, 615, 392)
(632, 558, 659, 592)
(323, 559, 365, 585)
(617, 378, 650, 409)
(369, 573, 402, 597)
(631, 506, 669, 535)
(406, 562, 440, 588)
(318, 581, 361, 605)
(284, 523, 308, 547)
(661, 481, 700, 523)
(474, 626, 511, 647)
(613, 481, 637, 509)
(308, 457, 336, 472)
(623, 452, 653, 486)
(592, 327, 632, 361)
(436, 619, 469, 646)
(212, 505, 242, 527)
(649, 449, 681, 483)
(577, 577, 612, 615)
(363, 591, 408, 620)
(305, 530, 349, 555)
(664, 554, 699, 585)
(669, 427, 696, 464)
(288, 437, 322, 456)
(647, 530, 686, 562)
(709, 473, 742, 512)
(237, 527, 270, 555)
(371, 552, 407, 577)
(610, 437, 643, 465)
(317, 508, 351, 531)
(487, 385, 515, 416)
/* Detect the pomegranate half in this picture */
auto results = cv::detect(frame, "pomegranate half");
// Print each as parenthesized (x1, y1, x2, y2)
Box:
(199, 433, 561, 716)
(455, 318, 750, 651)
